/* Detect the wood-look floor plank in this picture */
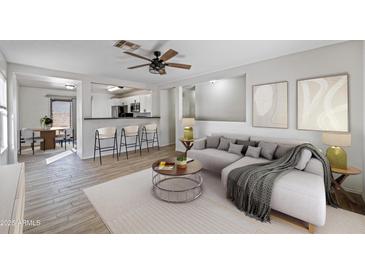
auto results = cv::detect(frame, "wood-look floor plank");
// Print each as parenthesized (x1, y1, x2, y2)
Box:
(20, 144, 176, 234)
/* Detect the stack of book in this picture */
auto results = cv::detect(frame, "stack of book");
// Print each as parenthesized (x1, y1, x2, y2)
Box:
(156, 161, 175, 170)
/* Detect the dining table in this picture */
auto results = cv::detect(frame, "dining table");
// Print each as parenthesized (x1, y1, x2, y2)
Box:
(32, 127, 69, 150)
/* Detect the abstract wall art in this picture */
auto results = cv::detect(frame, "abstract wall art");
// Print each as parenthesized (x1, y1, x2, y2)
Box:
(297, 74, 349, 132)
(252, 81, 288, 128)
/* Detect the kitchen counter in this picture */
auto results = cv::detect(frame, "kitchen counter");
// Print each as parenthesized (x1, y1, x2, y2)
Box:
(84, 116, 160, 120)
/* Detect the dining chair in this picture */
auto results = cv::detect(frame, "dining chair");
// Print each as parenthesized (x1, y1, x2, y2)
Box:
(19, 128, 45, 155)
(62, 128, 75, 150)
(55, 129, 65, 148)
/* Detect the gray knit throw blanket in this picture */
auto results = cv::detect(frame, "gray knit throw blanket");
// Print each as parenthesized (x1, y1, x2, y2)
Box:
(227, 143, 337, 222)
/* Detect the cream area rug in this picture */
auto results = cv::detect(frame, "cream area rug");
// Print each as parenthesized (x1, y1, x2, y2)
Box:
(84, 169, 365, 234)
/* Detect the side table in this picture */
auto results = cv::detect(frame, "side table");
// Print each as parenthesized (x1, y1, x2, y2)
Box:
(331, 166, 361, 204)
(179, 138, 194, 157)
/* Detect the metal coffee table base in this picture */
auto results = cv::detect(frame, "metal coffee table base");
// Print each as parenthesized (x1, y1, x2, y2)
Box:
(152, 172, 203, 203)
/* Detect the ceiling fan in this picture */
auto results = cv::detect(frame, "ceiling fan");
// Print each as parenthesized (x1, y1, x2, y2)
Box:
(124, 49, 192, 75)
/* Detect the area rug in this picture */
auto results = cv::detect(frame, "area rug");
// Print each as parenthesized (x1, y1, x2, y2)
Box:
(84, 169, 365, 234)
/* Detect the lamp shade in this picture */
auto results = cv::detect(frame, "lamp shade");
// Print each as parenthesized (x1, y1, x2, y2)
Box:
(322, 132, 351, 147)
(182, 118, 195, 127)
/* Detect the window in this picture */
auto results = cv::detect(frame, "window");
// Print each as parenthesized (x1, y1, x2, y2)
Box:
(0, 72, 7, 153)
(51, 99, 72, 128)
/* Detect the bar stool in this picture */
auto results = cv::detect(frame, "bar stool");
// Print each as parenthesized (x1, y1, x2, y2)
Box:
(140, 123, 160, 152)
(93, 127, 119, 165)
(119, 125, 141, 159)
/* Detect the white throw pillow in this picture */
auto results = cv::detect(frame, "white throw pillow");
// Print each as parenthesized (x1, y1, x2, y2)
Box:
(295, 149, 312, 170)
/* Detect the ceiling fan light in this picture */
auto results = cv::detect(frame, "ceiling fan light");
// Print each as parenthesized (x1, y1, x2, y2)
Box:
(149, 67, 160, 74)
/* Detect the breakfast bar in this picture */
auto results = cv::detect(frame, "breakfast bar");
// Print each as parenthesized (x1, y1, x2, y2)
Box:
(82, 116, 161, 159)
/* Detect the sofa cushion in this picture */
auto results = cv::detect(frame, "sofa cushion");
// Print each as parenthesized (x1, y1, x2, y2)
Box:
(236, 140, 257, 155)
(221, 156, 270, 186)
(295, 149, 312, 170)
(212, 133, 250, 141)
(274, 144, 295, 159)
(187, 148, 241, 173)
(192, 137, 206, 150)
(221, 160, 326, 226)
(270, 170, 326, 226)
(304, 158, 324, 177)
(228, 143, 244, 156)
(217, 137, 235, 151)
(258, 141, 278, 160)
(250, 136, 307, 146)
(206, 136, 221, 148)
(245, 146, 261, 158)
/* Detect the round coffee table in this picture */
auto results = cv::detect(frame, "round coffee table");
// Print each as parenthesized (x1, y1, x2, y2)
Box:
(152, 158, 203, 203)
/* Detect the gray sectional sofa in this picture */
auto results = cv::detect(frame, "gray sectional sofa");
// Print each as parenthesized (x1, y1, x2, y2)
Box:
(187, 134, 326, 232)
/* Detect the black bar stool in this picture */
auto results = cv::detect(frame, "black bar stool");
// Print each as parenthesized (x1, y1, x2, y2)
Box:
(140, 123, 160, 152)
(93, 127, 119, 165)
(119, 125, 141, 159)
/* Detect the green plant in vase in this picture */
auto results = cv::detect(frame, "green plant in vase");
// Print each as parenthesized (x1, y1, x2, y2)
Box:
(40, 115, 53, 129)
(176, 155, 187, 169)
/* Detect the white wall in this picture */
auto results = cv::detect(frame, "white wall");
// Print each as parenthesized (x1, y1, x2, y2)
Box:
(159, 89, 176, 146)
(0, 49, 7, 165)
(18, 86, 76, 129)
(91, 93, 111, 118)
(175, 87, 184, 151)
(0, 50, 6, 77)
(151, 89, 160, 117)
(168, 41, 364, 194)
(194, 75, 245, 121)
(363, 41, 365, 201)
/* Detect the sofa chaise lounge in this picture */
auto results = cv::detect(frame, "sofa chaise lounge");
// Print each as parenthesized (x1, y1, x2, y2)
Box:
(187, 134, 326, 233)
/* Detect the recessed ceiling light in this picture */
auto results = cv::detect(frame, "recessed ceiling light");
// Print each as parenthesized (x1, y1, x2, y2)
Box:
(107, 86, 124, 92)
(65, 84, 76, 90)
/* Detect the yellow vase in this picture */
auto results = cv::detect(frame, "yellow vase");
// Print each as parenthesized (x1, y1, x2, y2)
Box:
(183, 127, 194, 141)
(326, 146, 347, 169)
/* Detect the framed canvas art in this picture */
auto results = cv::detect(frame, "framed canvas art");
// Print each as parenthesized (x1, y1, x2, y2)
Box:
(252, 81, 288, 128)
(297, 73, 349, 132)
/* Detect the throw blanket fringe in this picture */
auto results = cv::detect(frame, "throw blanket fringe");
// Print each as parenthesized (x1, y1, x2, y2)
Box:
(227, 143, 337, 222)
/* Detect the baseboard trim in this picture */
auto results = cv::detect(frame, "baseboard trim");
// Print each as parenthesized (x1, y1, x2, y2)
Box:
(342, 185, 363, 195)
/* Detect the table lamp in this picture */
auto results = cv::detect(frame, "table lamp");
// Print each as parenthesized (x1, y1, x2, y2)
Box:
(322, 132, 351, 169)
(182, 118, 195, 140)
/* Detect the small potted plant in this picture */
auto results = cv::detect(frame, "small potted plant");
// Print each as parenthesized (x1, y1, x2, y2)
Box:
(40, 115, 53, 129)
(176, 155, 187, 169)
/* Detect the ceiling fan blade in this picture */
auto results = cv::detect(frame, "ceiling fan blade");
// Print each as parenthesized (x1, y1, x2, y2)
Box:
(159, 68, 167, 75)
(160, 49, 178, 62)
(128, 64, 150, 69)
(124, 51, 152, 62)
(166, 63, 192, 70)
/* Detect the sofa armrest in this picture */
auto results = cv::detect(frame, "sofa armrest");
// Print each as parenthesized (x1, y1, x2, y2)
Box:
(304, 158, 324, 177)
(192, 137, 207, 150)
